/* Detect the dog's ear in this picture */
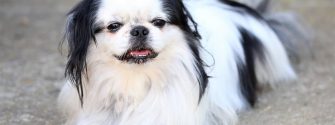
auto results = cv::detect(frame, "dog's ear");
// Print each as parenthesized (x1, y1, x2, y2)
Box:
(162, 0, 208, 101)
(162, 0, 201, 39)
(64, 0, 100, 105)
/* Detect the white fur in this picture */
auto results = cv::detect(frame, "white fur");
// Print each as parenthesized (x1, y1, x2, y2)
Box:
(59, 0, 296, 125)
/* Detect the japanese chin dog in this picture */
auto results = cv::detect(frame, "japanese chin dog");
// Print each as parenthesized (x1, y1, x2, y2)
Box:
(58, 0, 308, 124)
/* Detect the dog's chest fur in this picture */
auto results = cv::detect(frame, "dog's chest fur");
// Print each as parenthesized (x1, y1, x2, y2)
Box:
(76, 44, 203, 125)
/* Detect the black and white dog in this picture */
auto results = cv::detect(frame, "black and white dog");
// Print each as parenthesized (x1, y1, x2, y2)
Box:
(58, 0, 306, 124)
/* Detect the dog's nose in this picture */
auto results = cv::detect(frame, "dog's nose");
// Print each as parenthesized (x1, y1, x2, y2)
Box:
(130, 26, 149, 37)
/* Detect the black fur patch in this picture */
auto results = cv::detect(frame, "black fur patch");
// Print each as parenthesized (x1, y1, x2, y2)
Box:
(237, 27, 265, 106)
(162, 0, 208, 100)
(161, 0, 201, 39)
(218, 0, 264, 19)
(64, 0, 101, 105)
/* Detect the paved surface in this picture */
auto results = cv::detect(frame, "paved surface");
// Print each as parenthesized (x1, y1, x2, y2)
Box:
(0, 0, 334, 125)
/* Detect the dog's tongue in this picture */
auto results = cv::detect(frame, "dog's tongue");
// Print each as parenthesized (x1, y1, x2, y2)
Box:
(130, 50, 152, 56)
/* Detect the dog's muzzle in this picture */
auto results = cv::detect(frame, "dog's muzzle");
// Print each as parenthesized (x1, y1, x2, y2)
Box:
(115, 26, 158, 64)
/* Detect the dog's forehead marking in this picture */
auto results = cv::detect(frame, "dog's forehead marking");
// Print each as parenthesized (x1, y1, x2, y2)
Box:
(97, 0, 167, 24)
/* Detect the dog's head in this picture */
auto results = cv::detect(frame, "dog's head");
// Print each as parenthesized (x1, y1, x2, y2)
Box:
(64, 0, 206, 103)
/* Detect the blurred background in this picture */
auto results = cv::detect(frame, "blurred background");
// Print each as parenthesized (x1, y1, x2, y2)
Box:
(0, 0, 334, 125)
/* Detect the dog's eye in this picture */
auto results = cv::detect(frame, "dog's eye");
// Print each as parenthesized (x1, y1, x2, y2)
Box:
(107, 23, 123, 32)
(151, 19, 166, 28)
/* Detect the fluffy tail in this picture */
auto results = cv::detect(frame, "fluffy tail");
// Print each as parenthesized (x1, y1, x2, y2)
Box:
(247, 0, 312, 63)
(240, 0, 311, 85)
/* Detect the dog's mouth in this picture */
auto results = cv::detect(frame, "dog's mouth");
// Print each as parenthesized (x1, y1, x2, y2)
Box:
(115, 47, 158, 64)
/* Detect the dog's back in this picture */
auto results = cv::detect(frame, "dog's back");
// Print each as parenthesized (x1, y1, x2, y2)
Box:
(185, 0, 307, 118)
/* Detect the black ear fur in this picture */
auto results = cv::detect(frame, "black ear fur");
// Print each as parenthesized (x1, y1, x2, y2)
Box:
(162, 0, 208, 101)
(162, 0, 201, 39)
(64, 0, 100, 105)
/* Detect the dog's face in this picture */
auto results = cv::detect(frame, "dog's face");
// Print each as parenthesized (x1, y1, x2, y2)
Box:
(64, 0, 204, 102)
(65, 0, 199, 65)
(95, 0, 172, 64)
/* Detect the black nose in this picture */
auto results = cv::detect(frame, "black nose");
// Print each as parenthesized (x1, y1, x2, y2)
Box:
(130, 26, 149, 37)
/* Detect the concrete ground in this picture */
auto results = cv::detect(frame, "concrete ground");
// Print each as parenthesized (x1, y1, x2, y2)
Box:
(0, 0, 334, 125)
